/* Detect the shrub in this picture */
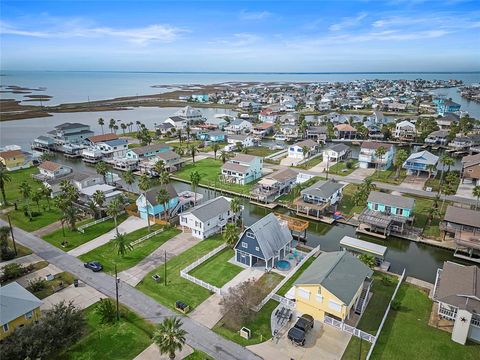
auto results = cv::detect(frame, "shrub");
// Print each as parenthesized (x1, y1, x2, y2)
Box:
(391, 299, 401, 311)
(95, 298, 117, 324)
(346, 160, 354, 169)
(0, 263, 26, 283)
(358, 254, 376, 269)
(28, 277, 47, 292)
(381, 275, 395, 287)
(1, 248, 16, 261)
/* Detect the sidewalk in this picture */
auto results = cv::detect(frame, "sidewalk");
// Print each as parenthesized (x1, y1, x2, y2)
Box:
(134, 343, 194, 360)
(68, 216, 146, 257)
(189, 267, 264, 329)
(0, 253, 42, 268)
(118, 232, 198, 286)
(32, 220, 63, 237)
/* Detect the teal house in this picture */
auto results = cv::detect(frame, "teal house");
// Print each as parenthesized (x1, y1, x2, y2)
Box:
(359, 191, 415, 236)
(197, 130, 226, 142)
(125, 144, 172, 161)
(136, 185, 179, 220)
(191, 94, 209, 102)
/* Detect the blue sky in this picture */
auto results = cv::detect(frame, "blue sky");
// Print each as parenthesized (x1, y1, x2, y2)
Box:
(1, 0, 479, 72)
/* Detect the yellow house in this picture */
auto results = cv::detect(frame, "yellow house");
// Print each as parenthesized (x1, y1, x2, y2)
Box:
(293, 251, 373, 322)
(0, 149, 32, 171)
(0, 282, 43, 339)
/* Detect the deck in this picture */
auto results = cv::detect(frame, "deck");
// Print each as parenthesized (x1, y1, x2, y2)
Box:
(274, 213, 309, 232)
(250, 200, 278, 209)
(356, 224, 387, 239)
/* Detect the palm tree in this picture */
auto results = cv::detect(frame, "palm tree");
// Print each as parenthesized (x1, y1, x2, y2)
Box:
(185, 125, 191, 143)
(188, 144, 197, 164)
(156, 188, 170, 221)
(374, 146, 387, 173)
(361, 178, 376, 194)
(153, 317, 187, 360)
(153, 160, 165, 176)
(230, 197, 241, 224)
(111, 232, 133, 257)
(31, 190, 42, 212)
(223, 223, 240, 248)
(441, 184, 456, 212)
(177, 129, 182, 143)
(120, 122, 127, 135)
(19, 181, 32, 220)
(220, 151, 228, 164)
(109, 118, 116, 132)
(98, 118, 105, 135)
(302, 145, 310, 160)
(426, 206, 440, 226)
(0, 164, 12, 206)
(61, 203, 81, 230)
(439, 155, 454, 188)
(212, 143, 220, 159)
(106, 197, 123, 235)
(122, 170, 135, 191)
(95, 161, 109, 184)
(158, 171, 170, 187)
(393, 149, 408, 179)
(92, 190, 106, 218)
(236, 142, 244, 153)
(40, 183, 52, 210)
(190, 171, 201, 205)
(138, 174, 152, 232)
(473, 186, 480, 210)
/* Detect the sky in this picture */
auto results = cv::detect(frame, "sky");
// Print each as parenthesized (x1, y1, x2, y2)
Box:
(1, 0, 480, 72)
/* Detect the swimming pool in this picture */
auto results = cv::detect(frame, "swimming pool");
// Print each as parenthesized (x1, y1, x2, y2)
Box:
(276, 259, 291, 271)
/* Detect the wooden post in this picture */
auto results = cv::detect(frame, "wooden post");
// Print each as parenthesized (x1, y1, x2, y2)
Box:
(115, 264, 120, 322)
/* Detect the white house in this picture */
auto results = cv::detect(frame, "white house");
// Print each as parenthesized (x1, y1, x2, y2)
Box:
(394, 120, 416, 141)
(164, 116, 189, 130)
(225, 119, 253, 134)
(221, 154, 263, 185)
(179, 196, 239, 239)
(259, 108, 278, 123)
(323, 144, 350, 163)
(38, 161, 72, 179)
(227, 134, 255, 148)
(288, 139, 318, 160)
(78, 184, 123, 205)
(173, 106, 204, 123)
(358, 142, 395, 170)
(83, 134, 129, 161)
(72, 172, 104, 190)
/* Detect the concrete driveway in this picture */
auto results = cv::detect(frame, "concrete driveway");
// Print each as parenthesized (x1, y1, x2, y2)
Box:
(41, 283, 104, 310)
(134, 343, 193, 360)
(248, 321, 351, 360)
(401, 175, 427, 191)
(456, 181, 475, 199)
(16, 263, 62, 288)
(68, 216, 147, 257)
(346, 168, 374, 181)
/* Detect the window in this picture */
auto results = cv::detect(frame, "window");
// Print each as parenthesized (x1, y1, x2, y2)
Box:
(328, 300, 342, 312)
(374, 203, 379, 211)
(298, 288, 310, 300)
(246, 232, 255, 239)
(25, 311, 33, 320)
(2, 324, 8, 332)
(396, 208, 403, 215)
(241, 242, 248, 249)
(255, 246, 260, 251)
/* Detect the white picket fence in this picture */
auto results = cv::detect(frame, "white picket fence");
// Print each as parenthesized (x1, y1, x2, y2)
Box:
(131, 228, 164, 246)
(365, 268, 406, 360)
(271, 293, 296, 309)
(324, 315, 376, 344)
(252, 245, 321, 312)
(77, 212, 125, 233)
(180, 243, 228, 295)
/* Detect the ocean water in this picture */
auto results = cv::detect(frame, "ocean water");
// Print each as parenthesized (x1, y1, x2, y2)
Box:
(1, 70, 479, 105)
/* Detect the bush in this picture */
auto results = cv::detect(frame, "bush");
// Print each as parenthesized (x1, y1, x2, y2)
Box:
(0, 263, 26, 283)
(346, 160, 354, 169)
(95, 298, 117, 324)
(381, 275, 395, 287)
(1, 248, 16, 261)
(391, 299, 401, 311)
(27, 277, 47, 292)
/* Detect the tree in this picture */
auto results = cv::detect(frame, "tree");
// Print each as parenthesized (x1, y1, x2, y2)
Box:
(120, 122, 127, 135)
(122, 170, 135, 191)
(40, 183, 52, 211)
(230, 197, 242, 224)
(220, 150, 228, 164)
(473, 185, 480, 210)
(19, 181, 32, 220)
(441, 184, 456, 212)
(158, 170, 171, 187)
(0, 164, 12, 206)
(156, 188, 170, 221)
(31, 189, 42, 212)
(60, 203, 81, 230)
(138, 174, 152, 231)
(106, 197, 124, 235)
(185, 125, 191, 143)
(361, 178, 376, 194)
(358, 254, 376, 269)
(212, 143, 220, 159)
(177, 129, 182, 143)
(153, 160, 165, 176)
(426, 206, 440, 226)
(374, 146, 387, 172)
(302, 145, 310, 160)
(111, 232, 133, 257)
(236, 141, 244, 153)
(153, 317, 187, 360)
(189, 170, 201, 205)
(0, 226, 14, 260)
(95, 161, 109, 184)
(188, 144, 197, 164)
(95, 298, 117, 324)
(223, 223, 240, 248)
(92, 190, 106, 218)
(298, 116, 308, 139)
(98, 117, 105, 134)
(439, 154, 454, 188)
(109, 118, 116, 132)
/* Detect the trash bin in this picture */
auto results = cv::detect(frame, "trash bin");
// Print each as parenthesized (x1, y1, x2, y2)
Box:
(74, 279, 79, 287)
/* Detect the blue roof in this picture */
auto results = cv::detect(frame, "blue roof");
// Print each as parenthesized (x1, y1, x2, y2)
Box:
(104, 138, 128, 146)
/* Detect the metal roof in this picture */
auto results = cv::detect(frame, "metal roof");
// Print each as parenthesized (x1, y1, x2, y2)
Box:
(294, 251, 373, 305)
(405, 150, 439, 166)
(339, 236, 387, 257)
(0, 282, 43, 326)
(444, 205, 480, 228)
(367, 191, 415, 209)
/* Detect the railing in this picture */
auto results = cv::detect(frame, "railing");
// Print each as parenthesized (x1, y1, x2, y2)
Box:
(271, 293, 296, 309)
(180, 243, 228, 295)
(366, 268, 406, 360)
(131, 228, 164, 246)
(324, 316, 376, 344)
(438, 305, 457, 321)
(252, 245, 320, 312)
(471, 316, 480, 328)
(77, 212, 125, 233)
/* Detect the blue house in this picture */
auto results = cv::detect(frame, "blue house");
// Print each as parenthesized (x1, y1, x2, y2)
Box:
(234, 213, 293, 270)
(196, 130, 226, 142)
(135, 185, 179, 220)
(434, 98, 461, 116)
(191, 94, 209, 103)
(403, 150, 439, 176)
(125, 144, 172, 161)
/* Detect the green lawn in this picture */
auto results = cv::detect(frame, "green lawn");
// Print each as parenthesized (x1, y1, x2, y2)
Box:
(58, 304, 155, 360)
(30, 271, 75, 299)
(213, 272, 284, 346)
(184, 350, 214, 360)
(424, 173, 460, 193)
(277, 176, 323, 204)
(42, 213, 129, 250)
(173, 158, 254, 195)
(240, 146, 278, 158)
(368, 169, 407, 185)
(342, 272, 398, 360)
(328, 160, 358, 176)
(409, 196, 448, 240)
(370, 284, 480, 360)
(4, 239, 32, 258)
(6, 203, 63, 232)
(136, 235, 225, 311)
(276, 256, 316, 296)
(79, 226, 180, 273)
(337, 184, 365, 217)
(295, 155, 324, 170)
(3, 167, 40, 204)
(189, 248, 243, 288)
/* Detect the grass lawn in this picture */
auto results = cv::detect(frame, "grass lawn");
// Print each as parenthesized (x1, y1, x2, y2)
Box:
(368, 169, 407, 185)
(370, 284, 480, 360)
(328, 160, 358, 176)
(337, 184, 365, 217)
(79, 226, 180, 273)
(58, 304, 155, 360)
(424, 173, 460, 193)
(295, 155, 324, 170)
(277, 176, 323, 204)
(1, 260, 49, 285)
(276, 256, 316, 296)
(213, 272, 284, 346)
(3, 167, 40, 204)
(408, 196, 449, 240)
(30, 271, 75, 299)
(241, 146, 278, 158)
(184, 350, 214, 360)
(189, 248, 243, 288)
(341, 272, 398, 360)
(42, 213, 128, 250)
(5, 239, 32, 258)
(173, 158, 254, 195)
(136, 235, 225, 311)
(6, 203, 63, 232)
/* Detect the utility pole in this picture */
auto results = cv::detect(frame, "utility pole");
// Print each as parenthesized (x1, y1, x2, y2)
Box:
(164, 250, 167, 286)
(358, 337, 363, 360)
(7, 214, 17, 256)
(115, 264, 120, 321)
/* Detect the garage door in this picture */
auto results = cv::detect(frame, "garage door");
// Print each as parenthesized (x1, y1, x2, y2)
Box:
(237, 251, 250, 266)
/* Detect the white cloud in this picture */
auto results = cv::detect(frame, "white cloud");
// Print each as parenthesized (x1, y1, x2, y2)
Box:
(239, 10, 272, 21)
(329, 12, 368, 31)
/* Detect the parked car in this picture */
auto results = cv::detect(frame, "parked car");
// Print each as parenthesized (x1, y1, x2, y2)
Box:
(84, 261, 103, 272)
(287, 314, 314, 346)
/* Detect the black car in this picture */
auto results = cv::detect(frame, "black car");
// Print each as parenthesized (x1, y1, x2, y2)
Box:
(84, 261, 103, 272)
(287, 314, 314, 346)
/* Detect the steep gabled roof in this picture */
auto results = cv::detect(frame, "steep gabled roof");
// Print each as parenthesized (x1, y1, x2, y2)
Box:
(0, 282, 43, 326)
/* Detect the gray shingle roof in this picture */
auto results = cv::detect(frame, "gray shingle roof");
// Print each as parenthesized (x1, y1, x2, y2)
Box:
(294, 251, 373, 305)
(0, 282, 43, 326)
(301, 180, 343, 199)
(144, 184, 178, 206)
(328, 143, 350, 153)
(242, 213, 292, 259)
(367, 191, 415, 210)
(184, 196, 231, 222)
(444, 205, 480, 228)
